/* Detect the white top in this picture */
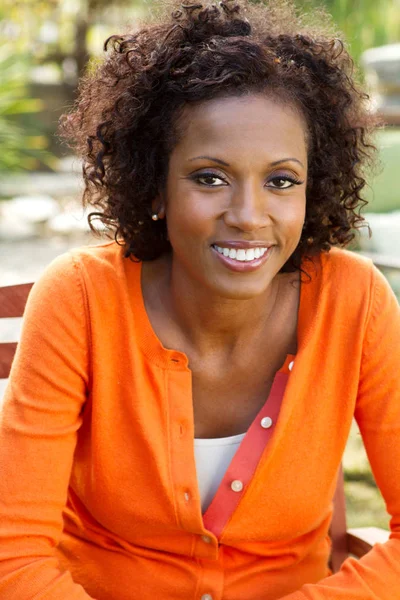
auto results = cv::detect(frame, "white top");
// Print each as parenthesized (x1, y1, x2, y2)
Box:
(194, 432, 246, 513)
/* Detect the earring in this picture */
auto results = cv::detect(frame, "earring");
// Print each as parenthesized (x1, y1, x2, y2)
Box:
(307, 236, 314, 245)
(151, 213, 159, 221)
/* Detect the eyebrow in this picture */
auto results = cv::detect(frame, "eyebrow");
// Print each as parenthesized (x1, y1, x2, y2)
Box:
(188, 156, 230, 166)
(271, 158, 305, 169)
(188, 156, 305, 169)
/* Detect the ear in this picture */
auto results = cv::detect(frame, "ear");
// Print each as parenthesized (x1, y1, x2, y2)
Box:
(151, 195, 166, 219)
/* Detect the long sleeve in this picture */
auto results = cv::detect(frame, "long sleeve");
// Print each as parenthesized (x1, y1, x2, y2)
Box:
(0, 253, 96, 599)
(279, 265, 400, 599)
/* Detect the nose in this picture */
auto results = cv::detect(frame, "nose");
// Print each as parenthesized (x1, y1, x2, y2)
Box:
(223, 181, 272, 232)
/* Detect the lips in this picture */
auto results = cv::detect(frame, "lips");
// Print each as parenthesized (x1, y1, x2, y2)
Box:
(213, 244, 267, 261)
(211, 243, 273, 273)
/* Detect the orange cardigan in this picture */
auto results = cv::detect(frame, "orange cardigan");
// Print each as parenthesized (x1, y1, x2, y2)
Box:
(1, 242, 400, 600)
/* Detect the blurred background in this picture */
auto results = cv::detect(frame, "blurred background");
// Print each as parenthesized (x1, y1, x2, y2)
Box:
(0, 0, 400, 530)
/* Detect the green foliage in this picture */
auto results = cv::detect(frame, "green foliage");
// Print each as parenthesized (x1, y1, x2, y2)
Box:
(325, 0, 399, 62)
(366, 129, 400, 213)
(0, 44, 57, 173)
(296, 0, 400, 64)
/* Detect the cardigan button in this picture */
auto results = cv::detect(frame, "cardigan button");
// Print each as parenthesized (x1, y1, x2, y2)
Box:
(231, 480, 244, 492)
(201, 535, 212, 544)
(261, 416, 273, 429)
(201, 595, 213, 600)
(288, 360, 294, 371)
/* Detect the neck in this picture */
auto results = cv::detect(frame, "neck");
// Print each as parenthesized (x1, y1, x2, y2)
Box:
(163, 256, 282, 358)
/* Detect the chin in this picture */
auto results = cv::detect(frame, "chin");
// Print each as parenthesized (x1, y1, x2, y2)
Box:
(206, 275, 275, 301)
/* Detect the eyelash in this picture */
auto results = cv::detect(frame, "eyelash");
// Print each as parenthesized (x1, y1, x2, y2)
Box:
(268, 175, 303, 189)
(190, 171, 303, 189)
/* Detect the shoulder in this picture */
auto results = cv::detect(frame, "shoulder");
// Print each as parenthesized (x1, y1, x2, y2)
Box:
(308, 247, 376, 303)
(300, 248, 376, 328)
(318, 247, 397, 304)
(319, 247, 375, 282)
(39, 240, 139, 284)
(28, 241, 140, 310)
(309, 247, 398, 325)
(68, 240, 134, 273)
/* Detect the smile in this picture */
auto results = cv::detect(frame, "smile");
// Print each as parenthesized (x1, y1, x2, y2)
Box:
(213, 244, 268, 262)
(211, 244, 273, 273)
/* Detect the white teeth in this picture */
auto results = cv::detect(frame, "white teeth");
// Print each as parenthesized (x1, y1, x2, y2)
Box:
(214, 245, 269, 262)
(245, 249, 255, 261)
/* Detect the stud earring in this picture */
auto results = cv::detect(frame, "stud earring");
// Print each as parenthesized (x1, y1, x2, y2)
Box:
(151, 213, 159, 221)
(307, 236, 314, 245)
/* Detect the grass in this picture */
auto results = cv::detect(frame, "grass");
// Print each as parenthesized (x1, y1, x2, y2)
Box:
(343, 421, 390, 529)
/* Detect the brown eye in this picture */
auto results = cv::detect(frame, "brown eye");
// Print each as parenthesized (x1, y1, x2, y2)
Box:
(191, 172, 228, 187)
(199, 176, 221, 186)
(267, 175, 302, 189)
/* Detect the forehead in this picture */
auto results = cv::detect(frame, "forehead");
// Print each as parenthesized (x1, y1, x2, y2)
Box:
(174, 94, 309, 163)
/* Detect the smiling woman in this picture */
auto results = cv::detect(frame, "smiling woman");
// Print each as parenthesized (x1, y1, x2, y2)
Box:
(1, 1, 400, 600)
(59, 0, 376, 270)
(162, 96, 307, 297)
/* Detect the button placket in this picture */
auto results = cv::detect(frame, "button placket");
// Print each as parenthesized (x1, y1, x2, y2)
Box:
(203, 371, 289, 538)
(197, 557, 224, 600)
(167, 370, 202, 532)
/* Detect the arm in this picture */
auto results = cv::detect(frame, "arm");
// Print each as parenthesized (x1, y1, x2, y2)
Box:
(279, 265, 400, 599)
(0, 253, 96, 599)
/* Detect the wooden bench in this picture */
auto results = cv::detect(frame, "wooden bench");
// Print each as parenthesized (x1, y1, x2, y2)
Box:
(0, 279, 390, 574)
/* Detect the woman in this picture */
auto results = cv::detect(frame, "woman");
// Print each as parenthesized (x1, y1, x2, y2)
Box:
(1, 0, 400, 598)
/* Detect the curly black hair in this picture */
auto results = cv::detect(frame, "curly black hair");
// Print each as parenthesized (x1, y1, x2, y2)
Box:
(59, 0, 379, 270)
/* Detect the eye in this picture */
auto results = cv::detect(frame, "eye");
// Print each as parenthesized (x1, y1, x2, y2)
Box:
(267, 175, 303, 189)
(191, 172, 228, 187)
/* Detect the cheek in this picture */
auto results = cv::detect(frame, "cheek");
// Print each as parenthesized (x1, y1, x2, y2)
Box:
(166, 188, 219, 241)
(276, 197, 306, 229)
(277, 199, 306, 249)
(291, 205, 306, 229)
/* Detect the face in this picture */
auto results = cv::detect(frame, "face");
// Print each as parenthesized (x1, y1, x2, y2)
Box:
(156, 93, 308, 300)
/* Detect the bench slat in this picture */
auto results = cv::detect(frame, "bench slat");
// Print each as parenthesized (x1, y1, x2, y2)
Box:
(0, 283, 34, 318)
(0, 342, 18, 379)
